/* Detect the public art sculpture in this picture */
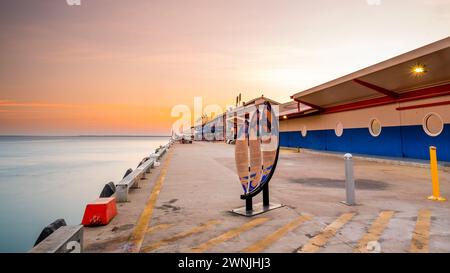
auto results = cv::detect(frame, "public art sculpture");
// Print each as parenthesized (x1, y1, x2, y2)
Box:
(232, 101, 283, 216)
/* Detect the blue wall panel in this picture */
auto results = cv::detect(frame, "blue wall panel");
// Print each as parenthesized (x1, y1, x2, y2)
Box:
(401, 124, 450, 162)
(300, 130, 327, 150)
(325, 127, 403, 157)
(280, 132, 290, 147)
(283, 130, 327, 150)
(280, 124, 450, 162)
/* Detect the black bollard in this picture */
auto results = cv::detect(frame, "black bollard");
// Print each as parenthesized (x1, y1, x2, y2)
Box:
(99, 181, 116, 198)
(123, 168, 133, 179)
(34, 218, 67, 246)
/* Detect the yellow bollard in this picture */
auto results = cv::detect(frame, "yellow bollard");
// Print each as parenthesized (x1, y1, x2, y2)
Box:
(427, 146, 446, 202)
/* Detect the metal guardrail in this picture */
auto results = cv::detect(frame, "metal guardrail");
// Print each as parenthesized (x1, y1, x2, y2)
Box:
(29, 141, 173, 252)
(116, 143, 171, 202)
(29, 225, 83, 253)
(116, 158, 155, 202)
(152, 144, 169, 159)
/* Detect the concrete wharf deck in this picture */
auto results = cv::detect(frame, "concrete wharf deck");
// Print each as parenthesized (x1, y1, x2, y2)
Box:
(84, 142, 450, 253)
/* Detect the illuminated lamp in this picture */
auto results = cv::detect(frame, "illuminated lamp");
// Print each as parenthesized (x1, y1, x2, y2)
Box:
(411, 63, 427, 77)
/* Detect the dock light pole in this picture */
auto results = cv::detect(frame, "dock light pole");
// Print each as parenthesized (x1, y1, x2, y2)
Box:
(341, 153, 356, 206)
(428, 146, 446, 202)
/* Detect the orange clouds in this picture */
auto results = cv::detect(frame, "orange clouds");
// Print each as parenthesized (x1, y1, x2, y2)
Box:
(0, 100, 76, 108)
(1, 1, 449, 135)
(0, 99, 175, 135)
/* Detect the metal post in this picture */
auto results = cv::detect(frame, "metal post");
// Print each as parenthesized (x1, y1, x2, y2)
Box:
(263, 183, 269, 207)
(428, 146, 446, 202)
(342, 153, 356, 206)
(246, 197, 253, 212)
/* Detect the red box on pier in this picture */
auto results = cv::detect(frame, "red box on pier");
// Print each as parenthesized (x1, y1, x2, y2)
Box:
(82, 197, 117, 226)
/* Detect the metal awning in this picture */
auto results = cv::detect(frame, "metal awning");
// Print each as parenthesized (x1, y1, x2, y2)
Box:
(290, 37, 450, 115)
(279, 101, 312, 116)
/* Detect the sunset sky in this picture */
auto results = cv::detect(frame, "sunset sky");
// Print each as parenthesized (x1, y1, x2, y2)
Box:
(0, 0, 449, 135)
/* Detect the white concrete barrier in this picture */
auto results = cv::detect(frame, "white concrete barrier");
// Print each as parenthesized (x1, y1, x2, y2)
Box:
(116, 141, 170, 202)
(29, 225, 83, 253)
(116, 158, 154, 202)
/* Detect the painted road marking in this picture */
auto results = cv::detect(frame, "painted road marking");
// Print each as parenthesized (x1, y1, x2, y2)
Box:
(299, 212, 355, 253)
(88, 222, 174, 249)
(241, 214, 313, 253)
(355, 210, 395, 253)
(410, 209, 431, 253)
(280, 149, 300, 154)
(125, 150, 173, 253)
(140, 220, 221, 253)
(190, 218, 270, 253)
(146, 223, 174, 234)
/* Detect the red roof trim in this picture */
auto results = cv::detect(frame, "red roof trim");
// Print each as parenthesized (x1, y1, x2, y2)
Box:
(396, 100, 450, 111)
(284, 83, 450, 118)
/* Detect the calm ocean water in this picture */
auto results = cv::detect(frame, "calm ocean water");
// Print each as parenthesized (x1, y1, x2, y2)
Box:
(0, 136, 170, 252)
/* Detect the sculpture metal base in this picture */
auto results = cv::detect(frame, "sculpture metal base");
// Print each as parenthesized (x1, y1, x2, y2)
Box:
(231, 202, 284, 217)
(340, 201, 357, 206)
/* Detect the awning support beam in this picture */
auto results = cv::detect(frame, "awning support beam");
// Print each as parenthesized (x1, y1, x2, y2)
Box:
(292, 98, 324, 112)
(353, 79, 398, 98)
(287, 83, 450, 117)
(323, 83, 450, 114)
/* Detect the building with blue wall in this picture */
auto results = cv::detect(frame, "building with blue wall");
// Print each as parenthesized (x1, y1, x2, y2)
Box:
(279, 37, 450, 162)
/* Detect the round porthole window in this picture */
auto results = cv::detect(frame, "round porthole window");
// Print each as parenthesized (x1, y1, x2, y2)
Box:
(301, 125, 307, 137)
(423, 113, 444, 137)
(369, 118, 382, 137)
(335, 121, 344, 137)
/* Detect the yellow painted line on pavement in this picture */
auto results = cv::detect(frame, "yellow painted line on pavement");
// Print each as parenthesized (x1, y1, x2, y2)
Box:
(146, 223, 174, 234)
(92, 223, 174, 247)
(125, 150, 173, 253)
(190, 218, 270, 253)
(299, 212, 355, 253)
(410, 209, 431, 253)
(242, 214, 313, 253)
(355, 211, 395, 253)
(140, 220, 221, 253)
(280, 149, 300, 154)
